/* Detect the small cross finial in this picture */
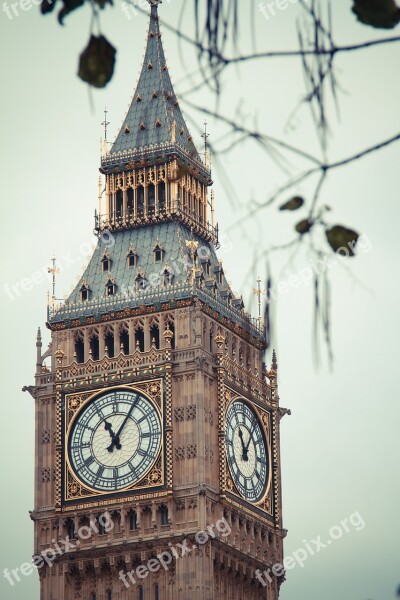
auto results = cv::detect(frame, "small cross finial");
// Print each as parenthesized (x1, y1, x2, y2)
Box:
(201, 119, 210, 155)
(253, 276, 266, 324)
(101, 107, 110, 140)
(148, 0, 162, 6)
(47, 256, 60, 301)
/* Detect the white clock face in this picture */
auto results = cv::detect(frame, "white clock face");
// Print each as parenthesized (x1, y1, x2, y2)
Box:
(225, 400, 269, 503)
(68, 389, 162, 492)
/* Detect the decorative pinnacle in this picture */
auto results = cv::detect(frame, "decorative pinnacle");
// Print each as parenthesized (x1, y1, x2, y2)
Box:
(272, 349, 278, 370)
(101, 107, 110, 141)
(148, 0, 162, 7)
(201, 119, 210, 155)
(163, 326, 174, 345)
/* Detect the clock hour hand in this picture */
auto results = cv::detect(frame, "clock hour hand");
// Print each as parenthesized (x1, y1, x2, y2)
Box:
(238, 428, 248, 462)
(107, 397, 138, 452)
(104, 421, 121, 452)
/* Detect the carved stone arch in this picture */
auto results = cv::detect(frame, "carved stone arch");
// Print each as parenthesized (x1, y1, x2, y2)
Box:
(73, 330, 85, 363)
(103, 324, 114, 337)
(133, 317, 145, 331)
(41, 342, 53, 362)
(163, 312, 175, 327)
(74, 329, 85, 342)
(88, 327, 99, 339)
(118, 321, 129, 334)
(148, 315, 160, 327)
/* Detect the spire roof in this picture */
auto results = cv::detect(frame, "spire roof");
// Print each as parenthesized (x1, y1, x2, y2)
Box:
(109, 1, 198, 159)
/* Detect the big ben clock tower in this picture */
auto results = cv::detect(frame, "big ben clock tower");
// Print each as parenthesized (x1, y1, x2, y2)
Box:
(26, 1, 287, 598)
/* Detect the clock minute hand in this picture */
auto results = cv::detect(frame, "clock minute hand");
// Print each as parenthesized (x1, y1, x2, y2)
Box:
(245, 422, 256, 452)
(115, 398, 137, 440)
(238, 428, 248, 462)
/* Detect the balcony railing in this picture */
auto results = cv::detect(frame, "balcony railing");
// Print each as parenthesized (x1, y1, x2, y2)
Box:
(101, 140, 210, 179)
(94, 202, 219, 247)
(48, 280, 264, 341)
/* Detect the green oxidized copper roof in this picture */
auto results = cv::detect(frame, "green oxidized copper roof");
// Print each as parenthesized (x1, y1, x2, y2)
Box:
(48, 223, 262, 341)
(109, 2, 198, 159)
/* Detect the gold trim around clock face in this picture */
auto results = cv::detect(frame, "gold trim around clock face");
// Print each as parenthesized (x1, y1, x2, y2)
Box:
(225, 395, 272, 507)
(63, 381, 165, 501)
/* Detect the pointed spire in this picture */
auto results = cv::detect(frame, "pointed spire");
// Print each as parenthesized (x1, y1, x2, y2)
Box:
(107, 0, 198, 161)
(36, 327, 42, 374)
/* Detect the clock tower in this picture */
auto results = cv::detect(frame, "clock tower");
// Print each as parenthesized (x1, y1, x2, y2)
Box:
(27, 1, 287, 598)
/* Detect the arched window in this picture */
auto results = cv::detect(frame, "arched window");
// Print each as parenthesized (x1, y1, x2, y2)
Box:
(127, 246, 138, 268)
(104, 330, 115, 358)
(150, 323, 160, 349)
(74, 333, 84, 364)
(148, 184, 155, 216)
(102, 252, 111, 273)
(162, 268, 173, 286)
(203, 260, 211, 277)
(160, 505, 168, 526)
(65, 518, 75, 540)
(137, 186, 144, 217)
(134, 327, 145, 352)
(129, 510, 137, 530)
(89, 332, 99, 361)
(153, 241, 164, 264)
(116, 190, 123, 220)
(98, 514, 106, 535)
(80, 282, 91, 302)
(105, 278, 116, 297)
(158, 181, 166, 212)
(135, 274, 149, 292)
(155, 583, 159, 600)
(127, 188, 134, 217)
(119, 325, 129, 355)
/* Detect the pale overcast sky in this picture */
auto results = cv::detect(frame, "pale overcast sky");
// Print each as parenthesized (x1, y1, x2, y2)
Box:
(1, 1, 399, 599)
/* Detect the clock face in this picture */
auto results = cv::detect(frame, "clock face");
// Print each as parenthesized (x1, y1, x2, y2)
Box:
(67, 389, 162, 492)
(225, 399, 269, 503)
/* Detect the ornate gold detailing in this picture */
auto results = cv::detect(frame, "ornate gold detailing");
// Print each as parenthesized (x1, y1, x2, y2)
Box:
(220, 386, 274, 518)
(60, 380, 166, 504)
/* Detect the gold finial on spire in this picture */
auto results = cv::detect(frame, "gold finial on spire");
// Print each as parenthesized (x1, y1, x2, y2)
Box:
(48, 256, 60, 302)
(253, 276, 266, 327)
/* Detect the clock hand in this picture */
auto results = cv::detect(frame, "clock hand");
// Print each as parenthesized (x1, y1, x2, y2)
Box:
(115, 398, 137, 439)
(238, 428, 248, 462)
(244, 421, 256, 453)
(105, 421, 121, 452)
(107, 397, 138, 452)
(104, 421, 116, 437)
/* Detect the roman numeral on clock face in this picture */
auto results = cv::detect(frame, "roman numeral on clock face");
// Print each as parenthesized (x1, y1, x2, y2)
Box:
(69, 389, 162, 492)
(225, 399, 269, 503)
